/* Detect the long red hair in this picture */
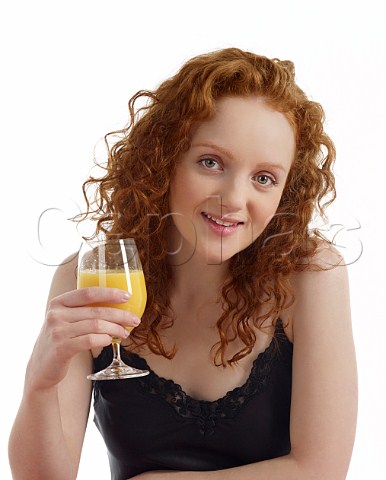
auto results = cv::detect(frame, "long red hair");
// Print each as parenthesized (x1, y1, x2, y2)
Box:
(80, 48, 336, 365)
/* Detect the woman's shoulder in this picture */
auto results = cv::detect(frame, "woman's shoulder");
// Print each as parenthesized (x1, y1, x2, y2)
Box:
(47, 252, 79, 301)
(292, 238, 348, 289)
(281, 239, 349, 342)
(307, 237, 345, 269)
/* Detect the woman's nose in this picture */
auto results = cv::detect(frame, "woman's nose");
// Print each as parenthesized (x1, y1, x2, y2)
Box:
(218, 174, 249, 212)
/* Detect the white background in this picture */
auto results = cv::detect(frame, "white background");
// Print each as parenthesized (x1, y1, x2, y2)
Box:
(1, 1, 385, 478)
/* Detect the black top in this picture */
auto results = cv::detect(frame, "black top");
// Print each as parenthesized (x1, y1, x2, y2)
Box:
(93, 320, 293, 480)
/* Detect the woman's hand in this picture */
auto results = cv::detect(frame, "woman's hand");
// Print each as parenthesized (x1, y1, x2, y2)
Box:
(25, 286, 140, 391)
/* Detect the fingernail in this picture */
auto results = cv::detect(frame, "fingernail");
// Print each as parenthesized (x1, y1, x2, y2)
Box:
(121, 291, 130, 300)
(132, 316, 140, 326)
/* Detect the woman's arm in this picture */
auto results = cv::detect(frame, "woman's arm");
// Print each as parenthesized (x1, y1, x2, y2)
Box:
(9, 354, 93, 480)
(284, 246, 358, 479)
(8, 257, 91, 480)
(8, 255, 139, 480)
(133, 245, 358, 480)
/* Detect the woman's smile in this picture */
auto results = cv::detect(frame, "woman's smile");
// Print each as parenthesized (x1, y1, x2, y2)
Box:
(201, 211, 245, 236)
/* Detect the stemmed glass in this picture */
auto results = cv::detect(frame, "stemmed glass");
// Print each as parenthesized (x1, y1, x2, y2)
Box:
(77, 238, 149, 380)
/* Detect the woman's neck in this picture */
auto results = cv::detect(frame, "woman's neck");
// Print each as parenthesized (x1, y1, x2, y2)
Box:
(169, 254, 230, 307)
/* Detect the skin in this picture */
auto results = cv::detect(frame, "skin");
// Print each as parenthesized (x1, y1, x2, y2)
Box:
(8, 96, 358, 480)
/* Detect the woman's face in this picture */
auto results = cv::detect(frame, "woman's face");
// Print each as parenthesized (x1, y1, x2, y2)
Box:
(168, 96, 296, 266)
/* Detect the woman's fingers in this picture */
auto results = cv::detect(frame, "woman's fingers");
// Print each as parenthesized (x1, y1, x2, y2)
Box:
(63, 333, 116, 358)
(47, 286, 141, 329)
(52, 304, 141, 328)
(66, 318, 133, 341)
(52, 286, 131, 308)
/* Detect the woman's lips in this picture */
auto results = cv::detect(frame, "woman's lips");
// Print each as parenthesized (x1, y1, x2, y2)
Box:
(201, 212, 244, 236)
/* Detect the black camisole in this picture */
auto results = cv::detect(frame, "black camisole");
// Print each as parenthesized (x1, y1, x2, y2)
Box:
(93, 319, 293, 479)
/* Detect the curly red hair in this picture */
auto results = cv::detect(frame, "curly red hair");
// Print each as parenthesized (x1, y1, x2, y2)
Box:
(80, 48, 336, 366)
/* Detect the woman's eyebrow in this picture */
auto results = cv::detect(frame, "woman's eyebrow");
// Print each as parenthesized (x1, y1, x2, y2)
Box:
(191, 142, 235, 160)
(191, 142, 287, 173)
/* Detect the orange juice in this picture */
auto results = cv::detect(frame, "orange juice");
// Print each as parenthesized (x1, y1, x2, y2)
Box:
(77, 269, 147, 328)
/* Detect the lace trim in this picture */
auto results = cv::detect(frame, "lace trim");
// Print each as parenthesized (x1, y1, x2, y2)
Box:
(126, 321, 291, 436)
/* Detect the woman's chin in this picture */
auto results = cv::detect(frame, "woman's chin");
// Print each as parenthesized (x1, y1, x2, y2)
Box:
(197, 246, 236, 266)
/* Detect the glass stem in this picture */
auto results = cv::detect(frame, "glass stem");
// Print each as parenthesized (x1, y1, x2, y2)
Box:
(111, 339, 123, 366)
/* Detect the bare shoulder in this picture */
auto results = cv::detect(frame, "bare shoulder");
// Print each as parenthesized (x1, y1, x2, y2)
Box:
(289, 240, 351, 339)
(47, 252, 79, 304)
(281, 240, 349, 342)
(305, 237, 346, 271)
(292, 240, 349, 312)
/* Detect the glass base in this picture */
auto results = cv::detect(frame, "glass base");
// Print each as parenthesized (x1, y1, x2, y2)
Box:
(87, 363, 149, 381)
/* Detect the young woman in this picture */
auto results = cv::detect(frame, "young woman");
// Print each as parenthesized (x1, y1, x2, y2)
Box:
(9, 48, 358, 480)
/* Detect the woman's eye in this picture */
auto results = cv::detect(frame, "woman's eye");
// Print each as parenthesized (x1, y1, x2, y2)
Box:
(200, 158, 220, 169)
(254, 174, 277, 186)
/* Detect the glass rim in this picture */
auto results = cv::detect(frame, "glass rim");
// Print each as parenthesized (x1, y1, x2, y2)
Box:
(82, 237, 137, 246)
